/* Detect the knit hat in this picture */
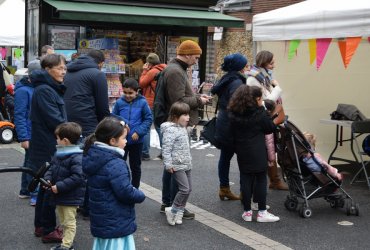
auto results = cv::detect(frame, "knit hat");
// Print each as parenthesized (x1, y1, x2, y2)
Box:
(176, 40, 202, 55)
(221, 53, 248, 72)
(146, 53, 160, 65)
(27, 59, 41, 76)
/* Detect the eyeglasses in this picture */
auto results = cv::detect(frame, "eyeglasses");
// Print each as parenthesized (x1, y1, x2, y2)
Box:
(51, 66, 67, 71)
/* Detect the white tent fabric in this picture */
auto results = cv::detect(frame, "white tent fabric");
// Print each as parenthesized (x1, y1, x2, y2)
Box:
(0, 0, 25, 46)
(252, 0, 370, 41)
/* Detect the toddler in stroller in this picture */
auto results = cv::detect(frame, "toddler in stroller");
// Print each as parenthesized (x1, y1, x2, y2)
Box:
(276, 119, 359, 218)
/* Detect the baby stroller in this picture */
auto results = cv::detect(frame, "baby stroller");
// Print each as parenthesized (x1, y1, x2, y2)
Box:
(275, 119, 359, 218)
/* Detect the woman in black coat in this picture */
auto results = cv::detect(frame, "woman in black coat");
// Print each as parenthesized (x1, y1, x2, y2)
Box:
(211, 53, 248, 201)
(228, 85, 280, 223)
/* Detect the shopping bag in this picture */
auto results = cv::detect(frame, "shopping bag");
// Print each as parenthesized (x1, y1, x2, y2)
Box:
(200, 117, 218, 146)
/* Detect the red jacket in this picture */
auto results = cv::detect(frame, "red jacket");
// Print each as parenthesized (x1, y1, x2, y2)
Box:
(139, 64, 166, 108)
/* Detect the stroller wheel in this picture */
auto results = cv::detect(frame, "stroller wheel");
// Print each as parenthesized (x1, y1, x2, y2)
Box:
(285, 198, 298, 211)
(355, 203, 360, 216)
(346, 201, 351, 216)
(329, 200, 337, 208)
(300, 206, 313, 218)
(0, 125, 14, 144)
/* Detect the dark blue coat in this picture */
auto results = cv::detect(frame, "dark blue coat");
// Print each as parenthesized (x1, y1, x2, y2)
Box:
(83, 144, 145, 239)
(29, 69, 67, 167)
(211, 71, 246, 149)
(230, 106, 276, 173)
(111, 95, 152, 145)
(44, 146, 85, 206)
(14, 76, 34, 142)
(64, 56, 110, 137)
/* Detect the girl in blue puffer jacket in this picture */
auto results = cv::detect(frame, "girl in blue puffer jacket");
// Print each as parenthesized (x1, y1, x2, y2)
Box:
(83, 117, 145, 250)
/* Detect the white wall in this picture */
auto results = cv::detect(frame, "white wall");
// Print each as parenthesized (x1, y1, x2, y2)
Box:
(256, 40, 370, 163)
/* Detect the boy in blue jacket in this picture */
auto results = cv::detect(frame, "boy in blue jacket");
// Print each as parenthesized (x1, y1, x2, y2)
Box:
(44, 122, 86, 250)
(112, 78, 152, 188)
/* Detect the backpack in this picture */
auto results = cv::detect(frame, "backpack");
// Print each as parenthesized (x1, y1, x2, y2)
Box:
(362, 135, 370, 156)
(153, 71, 168, 128)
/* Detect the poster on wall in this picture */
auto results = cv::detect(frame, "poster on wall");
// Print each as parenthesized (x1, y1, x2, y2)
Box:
(78, 38, 119, 50)
(51, 29, 76, 49)
(12, 48, 24, 69)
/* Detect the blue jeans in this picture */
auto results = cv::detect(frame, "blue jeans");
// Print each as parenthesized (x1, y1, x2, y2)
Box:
(123, 143, 143, 188)
(142, 129, 151, 157)
(218, 148, 235, 187)
(162, 169, 178, 205)
(19, 149, 33, 195)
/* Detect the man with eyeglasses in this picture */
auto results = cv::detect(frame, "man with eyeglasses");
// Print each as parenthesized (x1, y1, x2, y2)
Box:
(159, 40, 211, 220)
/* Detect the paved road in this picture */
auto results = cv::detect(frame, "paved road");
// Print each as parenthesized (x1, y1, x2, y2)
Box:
(0, 143, 369, 249)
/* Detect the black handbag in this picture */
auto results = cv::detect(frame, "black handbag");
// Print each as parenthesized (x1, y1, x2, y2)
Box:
(200, 101, 219, 147)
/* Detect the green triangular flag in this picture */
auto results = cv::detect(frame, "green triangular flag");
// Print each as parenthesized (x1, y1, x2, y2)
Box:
(288, 40, 301, 61)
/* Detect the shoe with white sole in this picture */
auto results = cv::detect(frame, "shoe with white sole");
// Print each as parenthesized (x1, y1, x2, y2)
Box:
(175, 210, 184, 225)
(165, 207, 176, 226)
(257, 211, 280, 223)
(242, 210, 253, 222)
(251, 202, 270, 211)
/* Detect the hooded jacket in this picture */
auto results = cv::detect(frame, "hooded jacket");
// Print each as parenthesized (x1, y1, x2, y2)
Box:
(139, 63, 166, 108)
(111, 94, 152, 145)
(83, 143, 145, 238)
(14, 76, 34, 142)
(161, 121, 192, 171)
(29, 69, 67, 167)
(229, 106, 276, 173)
(64, 56, 110, 137)
(44, 145, 85, 206)
(211, 71, 246, 149)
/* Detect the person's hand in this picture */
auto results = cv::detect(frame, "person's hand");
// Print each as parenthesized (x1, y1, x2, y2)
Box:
(200, 95, 211, 105)
(167, 167, 174, 174)
(51, 185, 58, 194)
(20, 141, 29, 149)
(131, 132, 139, 141)
(271, 79, 279, 87)
(268, 161, 275, 167)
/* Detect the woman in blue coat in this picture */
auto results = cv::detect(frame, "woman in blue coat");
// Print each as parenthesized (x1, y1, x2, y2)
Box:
(211, 53, 248, 201)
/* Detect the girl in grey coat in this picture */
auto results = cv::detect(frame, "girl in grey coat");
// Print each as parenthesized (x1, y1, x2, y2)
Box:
(161, 102, 192, 226)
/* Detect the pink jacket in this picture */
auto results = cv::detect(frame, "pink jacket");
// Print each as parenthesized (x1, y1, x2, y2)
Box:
(265, 133, 276, 162)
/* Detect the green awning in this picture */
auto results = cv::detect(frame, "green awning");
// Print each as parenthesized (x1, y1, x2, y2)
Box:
(44, 0, 244, 28)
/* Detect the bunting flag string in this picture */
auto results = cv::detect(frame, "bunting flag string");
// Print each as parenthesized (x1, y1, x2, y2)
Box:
(316, 38, 332, 70)
(337, 37, 361, 69)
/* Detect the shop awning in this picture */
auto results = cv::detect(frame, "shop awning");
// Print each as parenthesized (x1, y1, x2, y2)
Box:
(44, 0, 244, 28)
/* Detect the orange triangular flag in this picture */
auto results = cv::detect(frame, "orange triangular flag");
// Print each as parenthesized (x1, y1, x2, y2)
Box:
(337, 37, 361, 69)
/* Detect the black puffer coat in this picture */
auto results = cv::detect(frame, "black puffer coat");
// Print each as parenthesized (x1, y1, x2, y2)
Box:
(211, 71, 246, 149)
(229, 106, 276, 173)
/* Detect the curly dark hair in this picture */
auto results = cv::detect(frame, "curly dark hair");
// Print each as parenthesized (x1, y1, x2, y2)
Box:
(228, 85, 262, 114)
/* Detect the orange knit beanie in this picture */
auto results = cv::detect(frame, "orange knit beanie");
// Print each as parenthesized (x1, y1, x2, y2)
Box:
(176, 40, 202, 55)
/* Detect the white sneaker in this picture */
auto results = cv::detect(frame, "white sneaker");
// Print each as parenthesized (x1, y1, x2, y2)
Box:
(242, 210, 253, 222)
(175, 210, 184, 225)
(257, 210, 280, 223)
(251, 202, 270, 211)
(165, 207, 176, 226)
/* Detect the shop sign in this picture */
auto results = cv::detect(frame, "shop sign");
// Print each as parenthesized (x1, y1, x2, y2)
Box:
(78, 38, 119, 50)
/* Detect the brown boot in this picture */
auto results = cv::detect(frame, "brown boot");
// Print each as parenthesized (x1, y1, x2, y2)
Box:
(219, 186, 240, 200)
(268, 162, 288, 190)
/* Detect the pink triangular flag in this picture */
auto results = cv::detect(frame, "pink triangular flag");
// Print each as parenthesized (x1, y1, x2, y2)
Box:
(316, 38, 332, 70)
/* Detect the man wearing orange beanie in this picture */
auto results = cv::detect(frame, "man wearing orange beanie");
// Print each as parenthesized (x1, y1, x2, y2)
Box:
(159, 40, 211, 220)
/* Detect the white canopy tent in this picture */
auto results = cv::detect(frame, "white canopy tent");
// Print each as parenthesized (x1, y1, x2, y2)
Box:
(0, 0, 25, 46)
(251, 0, 370, 160)
(253, 0, 370, 41)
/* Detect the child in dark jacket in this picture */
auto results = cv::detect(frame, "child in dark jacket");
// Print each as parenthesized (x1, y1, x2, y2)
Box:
(111, 78, 152, 188)
(228, 85, 280, 223)
(83, 117, 145, 250)
(44, 122, 86, 250)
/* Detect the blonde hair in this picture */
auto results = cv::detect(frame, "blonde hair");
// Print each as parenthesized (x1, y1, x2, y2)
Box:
(303, 132, 316, 149)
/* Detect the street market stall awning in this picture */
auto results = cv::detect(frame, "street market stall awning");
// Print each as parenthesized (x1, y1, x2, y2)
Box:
(252, 0, 370, 41)
(44, 0, 244, 28)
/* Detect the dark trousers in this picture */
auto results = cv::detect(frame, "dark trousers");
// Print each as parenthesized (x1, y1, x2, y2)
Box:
(162, 169, 178, 205)
(35, 187, 56, 235)
(20, 149, 33, 195)
(123, 143, 143, 188)
(218, 148, 235, 187)
(240, 171, 267, 211)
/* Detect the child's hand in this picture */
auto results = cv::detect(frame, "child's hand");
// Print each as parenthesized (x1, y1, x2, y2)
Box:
(43, 180, 52, 189)
(51, 185, 58, 194)
(167, 168, 174, 174)
(131, 132, 139, 141)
